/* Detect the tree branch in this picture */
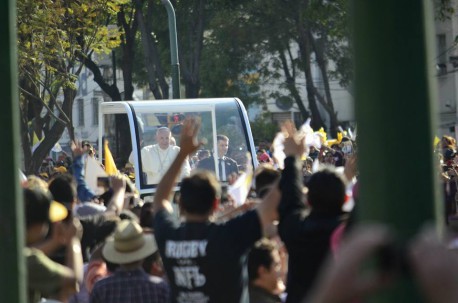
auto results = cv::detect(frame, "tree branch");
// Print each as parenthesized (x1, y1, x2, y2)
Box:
(19, 86, 67, 125)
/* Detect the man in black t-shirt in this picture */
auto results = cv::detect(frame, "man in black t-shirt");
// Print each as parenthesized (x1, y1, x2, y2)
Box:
(278, 124, 346, 302)
(154, 118, 281, 303)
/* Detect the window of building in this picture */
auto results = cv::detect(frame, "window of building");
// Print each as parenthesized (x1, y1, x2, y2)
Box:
(78, 98, 84, 126)
(437, 34, 447, 76)
(92, 98, 99, 125)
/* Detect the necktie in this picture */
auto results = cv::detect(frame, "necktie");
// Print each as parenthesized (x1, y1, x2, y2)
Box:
(219, 159, 225, 181)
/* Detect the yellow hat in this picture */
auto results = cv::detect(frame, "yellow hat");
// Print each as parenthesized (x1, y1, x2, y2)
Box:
(53, 166, 67, 173)
(49, 201, 68, 222)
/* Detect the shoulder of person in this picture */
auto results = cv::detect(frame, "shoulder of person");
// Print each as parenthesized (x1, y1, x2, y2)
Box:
(142, 145, 154, 151)
(226, 157, 237, 164)
(198, 157, 213, 165)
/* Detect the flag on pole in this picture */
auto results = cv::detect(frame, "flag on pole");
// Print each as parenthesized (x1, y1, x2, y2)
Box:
(85, 156, 107, 195)
(31, 131, 44, 153)
(104, 140, 118, 175)
(272, 132, 286, 170)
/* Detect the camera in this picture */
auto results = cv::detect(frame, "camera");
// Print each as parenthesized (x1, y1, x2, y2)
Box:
(341, 141, 353, 155)
(97, 176, 110, 188)
(376, 241, 411, 277)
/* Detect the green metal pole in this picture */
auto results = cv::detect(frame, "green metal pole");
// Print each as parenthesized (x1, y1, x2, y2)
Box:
(0, 0, 26, 302)
(353, 0, 440, 301)
(161, 0, 181, 99)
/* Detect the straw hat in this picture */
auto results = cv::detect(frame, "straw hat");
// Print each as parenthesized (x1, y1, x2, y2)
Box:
(102, 220, 157, 264)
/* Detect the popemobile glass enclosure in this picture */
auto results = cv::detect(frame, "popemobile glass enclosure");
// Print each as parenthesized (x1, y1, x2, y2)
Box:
(98, 98, 257, 197)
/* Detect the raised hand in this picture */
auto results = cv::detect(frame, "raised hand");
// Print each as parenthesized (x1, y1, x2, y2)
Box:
(71, 140, 85, 157)
(179, 116, 202, 156)
(281, 120, 305, 157)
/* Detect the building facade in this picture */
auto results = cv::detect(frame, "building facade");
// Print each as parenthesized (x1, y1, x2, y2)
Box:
(436, 13, 458, 137)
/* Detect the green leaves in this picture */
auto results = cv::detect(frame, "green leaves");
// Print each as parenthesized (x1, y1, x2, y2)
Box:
(17, 0, 125, 168)
(18, 0, 122, 81)
(435, 0, 456, 20)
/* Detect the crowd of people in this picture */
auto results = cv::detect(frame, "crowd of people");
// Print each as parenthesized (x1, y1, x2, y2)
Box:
(22, 118, 458, 303)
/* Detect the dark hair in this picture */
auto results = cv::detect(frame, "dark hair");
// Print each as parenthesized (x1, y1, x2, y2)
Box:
(142, 251, 161, 274)
(248, 238, 276, 281)
(197, 149, 210, 160)
(24, 188, 52, 227)
(139, 202, 154, 228)
(306, 168, 346, 213)
(97, 177, 137, 207)
(104, 257, 120, 273)
(179, 171, 221, 215)
(48, 173, 77, 205)
(217, 134, 229, 142)
(255, 166, 280, 198)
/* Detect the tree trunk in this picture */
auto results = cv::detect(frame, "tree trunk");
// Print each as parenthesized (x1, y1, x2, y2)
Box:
(297, 31, 325, 130)
(278, 47, 309, 121)
(27, 87, 75, 174)
(81, 53, 122, 101)
(19, 102, 32, 172)
(121, 47, 134, 100)
(294, 0, 325, 131)
(309, 30, 340, 137)
(118, 7, 138, 101)
(135, 0, 169, 99)
(146, 0, 169, 99)
(181, 0, 205, 98)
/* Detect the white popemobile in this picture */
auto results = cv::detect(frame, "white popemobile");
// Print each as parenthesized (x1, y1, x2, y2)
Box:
(98, 98, 257, 198)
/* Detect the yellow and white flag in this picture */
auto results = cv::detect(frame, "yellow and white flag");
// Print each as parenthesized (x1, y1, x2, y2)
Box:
(104, 140, 118, 175)
(227, 154, 253, 207)
(31, 131, 44, 153)
(84, 155, 107, 195)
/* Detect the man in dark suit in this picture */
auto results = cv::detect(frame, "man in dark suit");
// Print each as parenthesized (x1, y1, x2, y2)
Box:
(197, 135, 239, 181)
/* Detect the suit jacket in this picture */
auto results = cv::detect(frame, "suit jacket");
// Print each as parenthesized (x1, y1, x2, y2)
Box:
(197, 155, 239, 180)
